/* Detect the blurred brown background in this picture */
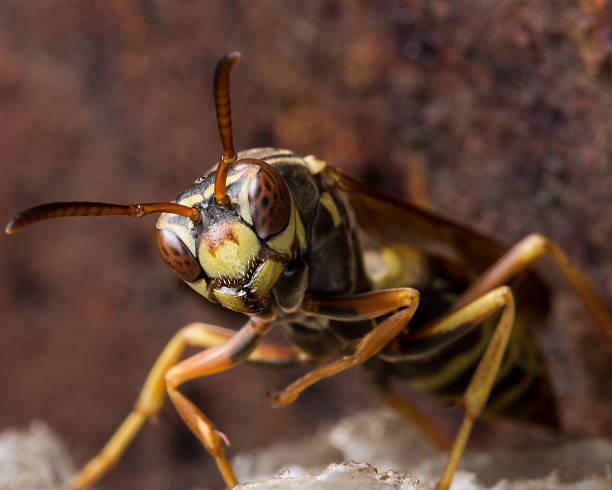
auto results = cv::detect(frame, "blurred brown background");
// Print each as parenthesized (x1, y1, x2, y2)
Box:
(1, 1, 612, 489)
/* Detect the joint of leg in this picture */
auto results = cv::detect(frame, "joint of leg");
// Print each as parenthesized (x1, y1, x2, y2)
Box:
(165, 367, 180, 391)
(199, 422, 225, 455)
(464, 399, 483, 420)
(352, 349, 371, 364)
(495, 285, 512, 300)
(523, 233, 551, 255)
(177, 323, 210, 345)
(400, 288, 420, 308)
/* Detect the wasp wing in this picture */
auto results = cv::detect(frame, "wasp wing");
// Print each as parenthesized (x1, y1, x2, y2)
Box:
(324, 167, 556, 429)
(324, 166, 507, 274)
(324, 166, 550, 314)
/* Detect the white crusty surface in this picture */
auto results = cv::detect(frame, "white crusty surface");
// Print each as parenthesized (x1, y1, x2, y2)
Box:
(2, 411, 611, 489)
(236, 462, 418, 490)
(0, 421, 74, 490)
(234, 409, 612, 490)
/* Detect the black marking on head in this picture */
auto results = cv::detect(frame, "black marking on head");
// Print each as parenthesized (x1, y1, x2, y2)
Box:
(197, 194, 240, 232)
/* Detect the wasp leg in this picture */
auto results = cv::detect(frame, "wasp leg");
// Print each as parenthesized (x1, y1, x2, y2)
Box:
(457, 233, 612, 347)
(382, 390, 452, 449)
(68, 320, 301, 490)
(394, 286, 517, 490)
(165, 316, 275, 488)
(269, 288, 420, 407)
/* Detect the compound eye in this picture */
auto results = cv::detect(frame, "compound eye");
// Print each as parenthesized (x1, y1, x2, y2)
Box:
(155, 228, 201, 282)
(248, 163, 291, 239)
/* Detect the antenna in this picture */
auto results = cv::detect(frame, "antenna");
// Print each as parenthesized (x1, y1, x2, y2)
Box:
(213, 51, 241, 205)
(5, 201, 199, 234)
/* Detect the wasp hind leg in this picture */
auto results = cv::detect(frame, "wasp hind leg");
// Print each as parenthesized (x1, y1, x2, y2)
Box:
(457, 233, 612, 347)
(381, 389, 452, 449)
(397, 286, 517, 490)
(68, 320, 303, 490)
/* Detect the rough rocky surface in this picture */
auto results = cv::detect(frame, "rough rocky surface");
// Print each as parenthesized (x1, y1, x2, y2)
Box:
(2, 2, 612, 489)
(2, 412, 611, 489)
(233, 410, 612, 489)
(0, 421, 74, 490)
(237, 462, 419, 490)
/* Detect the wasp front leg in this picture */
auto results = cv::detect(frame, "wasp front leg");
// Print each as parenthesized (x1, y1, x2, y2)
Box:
(68, 319, 304, 490)
(268, 287, 420, 407)
(163, 316, 276, 488)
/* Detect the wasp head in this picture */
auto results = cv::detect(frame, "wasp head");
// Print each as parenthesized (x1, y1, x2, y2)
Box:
(5, 53, 302, 315)
(155, 157, 298, 314)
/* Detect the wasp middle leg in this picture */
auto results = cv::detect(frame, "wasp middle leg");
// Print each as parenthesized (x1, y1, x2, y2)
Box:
(379, 286, 516, 490)
(403, 287, 516, 490)
(269, 287, 420, 407)
(381, 389, 453, 449)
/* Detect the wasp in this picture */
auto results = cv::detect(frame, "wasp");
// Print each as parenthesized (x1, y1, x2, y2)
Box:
(6, 52, 612, 490)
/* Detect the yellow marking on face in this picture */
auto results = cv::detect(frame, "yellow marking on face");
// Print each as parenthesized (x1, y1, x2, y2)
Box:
(303, 154, 327, 174)
(237, 166, 260, 226)
(319, 192, 341, 227)
(265, 196, 296, 254)
(266, 156, 306, 166)
(212, 287, 250, 313)
(203, 183, 214, 200)
(185, 277, 212, 301)
(202, 166, 253, 200)
(156, 215, 196, 257)
(178, 193, 204, 208)
(250, 259, 285, 300)
(198, 221, 260, 279)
